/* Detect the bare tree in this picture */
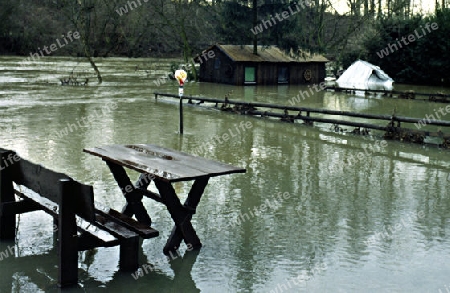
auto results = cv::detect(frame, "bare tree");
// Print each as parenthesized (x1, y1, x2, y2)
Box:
(58, 0, 104, 83)
(146, 0, 220, 80)
(348, 0, 362, 16)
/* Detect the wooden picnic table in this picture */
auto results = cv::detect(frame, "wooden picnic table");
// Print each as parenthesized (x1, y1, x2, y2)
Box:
(83, 144, 246, 255)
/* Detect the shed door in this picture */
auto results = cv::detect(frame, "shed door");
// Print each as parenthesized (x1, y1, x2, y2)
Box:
(278, 66, 289, 84)
(244, 67, 256, 84)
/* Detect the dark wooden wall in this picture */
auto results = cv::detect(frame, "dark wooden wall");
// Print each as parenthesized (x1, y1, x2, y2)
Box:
(290, 63, 326, 85)
(199, 48, 237, 84)
(198, 46, 326, 85)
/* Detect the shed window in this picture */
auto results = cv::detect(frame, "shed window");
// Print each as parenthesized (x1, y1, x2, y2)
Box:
(278, 66, 289, 83)
(214, 57, 221, 69)
(244, 67, 256, 84)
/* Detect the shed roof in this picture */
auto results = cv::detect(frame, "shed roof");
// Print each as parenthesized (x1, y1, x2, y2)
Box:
(198, 44, 328, 63)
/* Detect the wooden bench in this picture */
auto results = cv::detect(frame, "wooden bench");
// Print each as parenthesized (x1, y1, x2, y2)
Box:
(0, 148, 159, 287)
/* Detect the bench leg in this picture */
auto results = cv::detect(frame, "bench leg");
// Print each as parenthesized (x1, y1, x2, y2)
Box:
(0, 150, 17, 240)
(58, 179, 78, 288)
(119, 236, 139, 271)
(154, 177, 209, 255)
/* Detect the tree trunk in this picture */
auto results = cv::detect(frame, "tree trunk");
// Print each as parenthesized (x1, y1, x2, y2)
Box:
(87, 55, 102, 84)
(378, 0, 382, 18)
(180, 26, 197, 81)
(370, 0, 375, 16)
(253, 0, 257, 55)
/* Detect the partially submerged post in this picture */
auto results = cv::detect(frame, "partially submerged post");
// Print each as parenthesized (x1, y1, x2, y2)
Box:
(174, 69, 187, 134)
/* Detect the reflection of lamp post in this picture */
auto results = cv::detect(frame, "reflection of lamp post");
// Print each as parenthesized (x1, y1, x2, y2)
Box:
(174, 70, 187, 134)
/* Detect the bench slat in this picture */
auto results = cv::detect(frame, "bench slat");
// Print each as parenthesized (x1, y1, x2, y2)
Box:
(14, 159, 69, 203)
(77, 231, 119, 251)
(0, 199, 41, 216)
(15, 188, 59, 217)
(14, 188, 118, 246)
(76, 216, 119, 246)
(93, 214, 139, 239)
(14, 159, 95, 222)
(94, 201, 159, 239)
(14, 186, 153, 245)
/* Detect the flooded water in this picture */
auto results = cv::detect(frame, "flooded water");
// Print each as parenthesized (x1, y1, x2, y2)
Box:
(0, 56, 450, 293)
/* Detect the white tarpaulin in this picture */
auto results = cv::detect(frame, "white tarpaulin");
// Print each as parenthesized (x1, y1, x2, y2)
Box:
(336, 60, 394, 91)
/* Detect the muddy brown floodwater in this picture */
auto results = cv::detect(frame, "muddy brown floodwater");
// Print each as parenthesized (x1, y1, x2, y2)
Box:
(0, 56, 450, 292)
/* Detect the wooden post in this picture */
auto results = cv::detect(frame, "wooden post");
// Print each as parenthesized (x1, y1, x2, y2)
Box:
(58, 179, 78, 288)
(0, 150, 16, 240)
(179, 94, 184, 134)
(119, 236, 139, 271)
(174, 70, 187, 134)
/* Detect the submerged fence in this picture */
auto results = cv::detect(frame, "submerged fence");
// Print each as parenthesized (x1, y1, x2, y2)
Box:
(154, 92, 450, 147)
(328, 86, 450, 103)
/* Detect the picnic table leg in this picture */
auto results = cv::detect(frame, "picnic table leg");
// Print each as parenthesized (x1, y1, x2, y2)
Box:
(105, 161, 152, 226)
(164, 177, 210, 253)
(154, 177, 209, 255)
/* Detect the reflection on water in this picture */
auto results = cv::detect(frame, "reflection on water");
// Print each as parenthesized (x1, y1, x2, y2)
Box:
(0, 56, 450, 292)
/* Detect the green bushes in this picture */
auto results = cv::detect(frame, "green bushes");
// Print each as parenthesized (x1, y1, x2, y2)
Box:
(362, 10, 450, 85)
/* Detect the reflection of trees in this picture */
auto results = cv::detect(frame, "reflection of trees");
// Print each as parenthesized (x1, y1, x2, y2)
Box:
(194, 107, 450, 288)
(149, 1, 200, 80)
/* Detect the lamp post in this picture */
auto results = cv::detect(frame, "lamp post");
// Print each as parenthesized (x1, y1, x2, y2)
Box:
(174, 69, 187, 134)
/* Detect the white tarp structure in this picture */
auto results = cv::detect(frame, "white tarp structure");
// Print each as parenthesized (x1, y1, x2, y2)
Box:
(336, 60, 394, 91)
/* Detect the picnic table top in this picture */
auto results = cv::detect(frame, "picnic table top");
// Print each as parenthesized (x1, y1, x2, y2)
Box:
(83, 144, 246, 183)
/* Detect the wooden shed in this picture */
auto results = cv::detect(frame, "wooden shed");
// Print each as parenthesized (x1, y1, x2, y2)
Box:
(195, 44, 328, 85)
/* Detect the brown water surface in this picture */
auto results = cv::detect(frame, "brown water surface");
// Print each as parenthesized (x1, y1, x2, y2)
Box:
(0, 56, 449, 292)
